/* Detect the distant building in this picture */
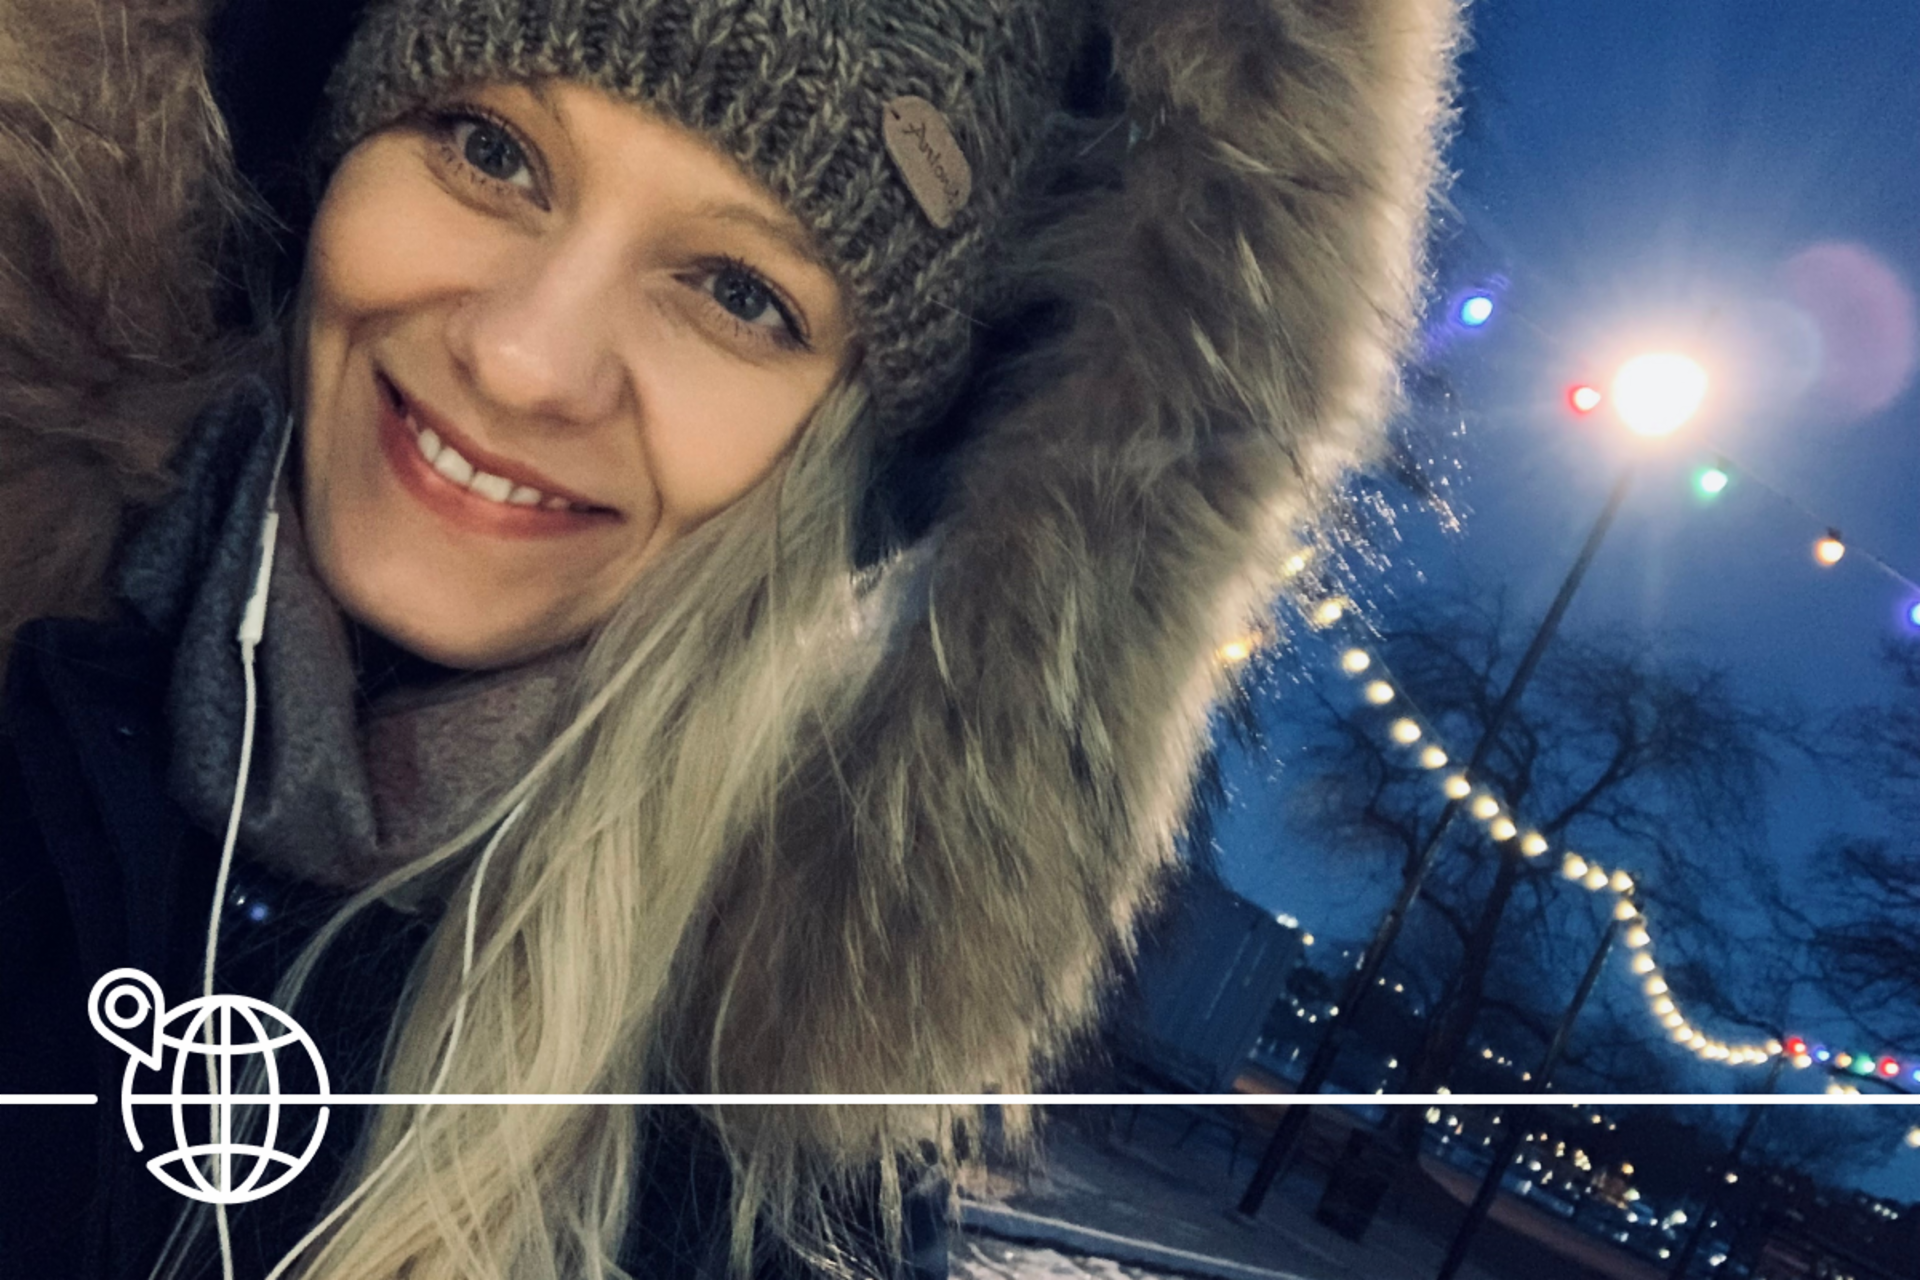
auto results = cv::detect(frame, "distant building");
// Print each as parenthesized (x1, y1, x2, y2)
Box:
(1114, 875, 1302, 1092)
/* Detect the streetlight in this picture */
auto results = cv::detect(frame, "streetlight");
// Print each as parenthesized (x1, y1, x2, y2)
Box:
(1232, 349, 1711, 1221)
(1612, 353, 1709, 437)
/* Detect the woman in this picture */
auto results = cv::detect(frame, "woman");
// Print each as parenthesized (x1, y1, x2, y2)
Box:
(0, 0, 1463, 1277)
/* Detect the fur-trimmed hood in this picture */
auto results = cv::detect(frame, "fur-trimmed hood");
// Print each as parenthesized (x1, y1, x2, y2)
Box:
(0, 0, 1462, 1117)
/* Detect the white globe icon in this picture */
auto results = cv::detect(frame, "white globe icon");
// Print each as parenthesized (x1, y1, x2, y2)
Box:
(89, 968, 331, 1205)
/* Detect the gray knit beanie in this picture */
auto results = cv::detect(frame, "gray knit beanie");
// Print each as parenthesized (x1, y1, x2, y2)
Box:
(320, 0, 1095, 442)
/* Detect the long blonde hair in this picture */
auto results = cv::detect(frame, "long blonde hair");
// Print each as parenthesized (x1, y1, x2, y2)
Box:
(161, 365, 971, 1280)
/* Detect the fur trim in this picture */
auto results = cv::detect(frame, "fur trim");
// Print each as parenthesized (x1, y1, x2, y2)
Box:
(0, 0, 1463, 1141)
(0, 0, 248, 676)
(692, 0, 1464, 1120)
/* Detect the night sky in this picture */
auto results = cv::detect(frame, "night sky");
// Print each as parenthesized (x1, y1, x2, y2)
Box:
(1209, 0, 1920, 1196)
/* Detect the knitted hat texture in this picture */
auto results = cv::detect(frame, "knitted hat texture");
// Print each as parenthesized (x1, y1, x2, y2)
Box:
(320, 0, 1089, 440)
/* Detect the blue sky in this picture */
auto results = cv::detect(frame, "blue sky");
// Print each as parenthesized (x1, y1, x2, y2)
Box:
(1208, 0, 1920, 1196)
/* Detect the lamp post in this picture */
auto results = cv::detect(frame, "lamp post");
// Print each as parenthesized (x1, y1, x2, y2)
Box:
(1231, 352, 1710, 1222)
(1432, 915, 1619, 1280)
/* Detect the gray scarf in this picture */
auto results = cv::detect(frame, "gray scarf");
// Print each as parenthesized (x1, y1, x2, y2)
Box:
(116, 376, 581, 892)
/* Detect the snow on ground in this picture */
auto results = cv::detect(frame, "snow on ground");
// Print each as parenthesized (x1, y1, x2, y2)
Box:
(952, 1236, 1177, 1280)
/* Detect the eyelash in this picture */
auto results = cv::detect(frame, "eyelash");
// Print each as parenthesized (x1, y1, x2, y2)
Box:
(419, 104, 812, 354)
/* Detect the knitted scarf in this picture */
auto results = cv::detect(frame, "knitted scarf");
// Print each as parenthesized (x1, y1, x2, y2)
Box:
(116, 375, 581, 893)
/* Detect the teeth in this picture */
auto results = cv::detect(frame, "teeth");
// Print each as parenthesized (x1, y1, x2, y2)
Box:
(404, 410, 590, 512)
(469, 471, 514, 503)
(432, 443, 475, 487)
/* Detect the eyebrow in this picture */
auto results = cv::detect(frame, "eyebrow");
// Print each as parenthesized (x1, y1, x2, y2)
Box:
(507, 82, 834, 279)
(689, 199, 833, 276)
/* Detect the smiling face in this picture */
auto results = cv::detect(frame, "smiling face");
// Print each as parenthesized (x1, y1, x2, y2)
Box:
(298, 79, 855, 669)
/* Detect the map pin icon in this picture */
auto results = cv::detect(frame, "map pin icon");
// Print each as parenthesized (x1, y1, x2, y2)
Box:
(88, 968, 166, 1072)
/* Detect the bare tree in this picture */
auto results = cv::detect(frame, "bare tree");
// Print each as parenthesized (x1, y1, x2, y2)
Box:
(1274, 582, 1796, 1105)
(1809, 644, 1920, 1043)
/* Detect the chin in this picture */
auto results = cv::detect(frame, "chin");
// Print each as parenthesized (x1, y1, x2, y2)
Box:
(314, 555, 575, 672)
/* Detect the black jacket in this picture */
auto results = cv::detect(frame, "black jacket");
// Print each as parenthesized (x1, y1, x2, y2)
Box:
(0, 612, 948, 1279)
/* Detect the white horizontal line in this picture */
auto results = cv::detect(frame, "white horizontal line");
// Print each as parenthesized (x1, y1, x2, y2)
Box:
(0, 1094, 97, 1105)
(94, 1092, 1919, 1107)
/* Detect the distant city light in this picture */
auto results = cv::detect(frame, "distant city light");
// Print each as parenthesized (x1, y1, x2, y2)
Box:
(1568, 384, 1603, 414)
(1459, 294, 1494, 327)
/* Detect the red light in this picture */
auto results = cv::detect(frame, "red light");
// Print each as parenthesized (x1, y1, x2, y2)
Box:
(1568, 385, 1602, 414)
(1881, 1057, 1901, 1077)
(1785, 1036, 1808, 1058)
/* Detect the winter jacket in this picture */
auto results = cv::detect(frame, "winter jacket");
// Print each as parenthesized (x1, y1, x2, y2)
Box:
(0, 0, 1462, 1274)
(0, 568, 948, 1280)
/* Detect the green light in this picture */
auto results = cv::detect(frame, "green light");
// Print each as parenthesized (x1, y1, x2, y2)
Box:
(1849, 1054, 1875, 1075)
(1697, 467, 1729, 497)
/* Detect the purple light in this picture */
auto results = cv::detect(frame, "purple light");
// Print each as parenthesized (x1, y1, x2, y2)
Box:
(1907, 601, 1920, 628)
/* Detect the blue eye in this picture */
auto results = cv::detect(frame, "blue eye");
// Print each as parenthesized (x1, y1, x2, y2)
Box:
(700, 258, 809, 350)
(713, 267, 777, 326)
(451, 117, 534, 188)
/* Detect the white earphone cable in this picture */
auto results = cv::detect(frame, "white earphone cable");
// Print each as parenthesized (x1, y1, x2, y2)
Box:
(258, 797, 526, 1280)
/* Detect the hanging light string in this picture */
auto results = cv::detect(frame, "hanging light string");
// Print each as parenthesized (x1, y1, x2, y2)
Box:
(1215, 580, 1916, 1086)
(1692, 440, 1920, 600)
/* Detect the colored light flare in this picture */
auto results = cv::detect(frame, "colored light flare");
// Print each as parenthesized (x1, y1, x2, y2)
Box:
(1459, 294, 1494, 327)
(1568, 384, 1603, 414)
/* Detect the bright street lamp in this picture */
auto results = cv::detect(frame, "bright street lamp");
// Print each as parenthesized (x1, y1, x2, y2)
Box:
(1611, 352, 1709, 437)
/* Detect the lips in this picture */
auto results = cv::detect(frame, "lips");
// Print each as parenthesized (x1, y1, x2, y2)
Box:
(375, 370, 622, 539)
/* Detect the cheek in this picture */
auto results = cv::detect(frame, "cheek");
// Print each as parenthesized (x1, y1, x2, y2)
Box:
(639, 374, 825, 525)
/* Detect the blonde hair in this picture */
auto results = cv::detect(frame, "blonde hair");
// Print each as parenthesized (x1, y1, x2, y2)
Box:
(160, 370, 974, 1280)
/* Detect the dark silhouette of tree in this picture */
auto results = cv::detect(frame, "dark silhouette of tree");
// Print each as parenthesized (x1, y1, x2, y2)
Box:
(1275, 582, 1795, 1108)
(1809, 643, 1920, 1043)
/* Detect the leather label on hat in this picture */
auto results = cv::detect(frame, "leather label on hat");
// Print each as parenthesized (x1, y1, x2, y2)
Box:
(883, 96, 972, 229)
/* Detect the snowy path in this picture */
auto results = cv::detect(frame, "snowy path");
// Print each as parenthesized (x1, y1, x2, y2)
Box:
(953, 1236, 1178, 1280)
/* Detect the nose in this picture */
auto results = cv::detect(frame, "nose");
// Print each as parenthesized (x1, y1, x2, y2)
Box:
(444, 236, 628, 427)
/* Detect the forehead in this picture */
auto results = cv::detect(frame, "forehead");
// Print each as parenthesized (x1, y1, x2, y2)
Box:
(478, 78, 827, 262)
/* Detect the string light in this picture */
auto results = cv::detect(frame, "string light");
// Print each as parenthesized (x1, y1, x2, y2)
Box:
(1815, 530, 1846, 566)
(1319, 625, 1814, 1074)
(1568, 384, 1603, 414)
(1312, 597, 1347, 627)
